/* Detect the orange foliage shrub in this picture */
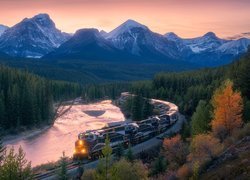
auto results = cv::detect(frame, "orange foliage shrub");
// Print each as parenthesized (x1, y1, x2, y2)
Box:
(190, 134, 223, 164)
(211, 80, 243, 140)
(176, 163, 192, 179)
(163, 135, 188, 169)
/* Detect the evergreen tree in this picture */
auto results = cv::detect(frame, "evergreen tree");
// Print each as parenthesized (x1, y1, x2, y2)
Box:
(142, 99, 153, 119)
(0, 147, 32, 180)
(101, 137, 112, 180)
(125, 145, 134, 163)
(58, 151, 68, 180)
(150, 156, 167, 176)
(114, 143, 124, 160)
(132, 95, 142, 121)
(191, 100, 211, 136)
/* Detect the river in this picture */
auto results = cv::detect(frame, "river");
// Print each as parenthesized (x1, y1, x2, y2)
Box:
(4, 100, 125, 167)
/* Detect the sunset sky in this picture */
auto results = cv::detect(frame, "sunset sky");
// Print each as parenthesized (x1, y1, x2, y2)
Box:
(0, 0, 249, 38)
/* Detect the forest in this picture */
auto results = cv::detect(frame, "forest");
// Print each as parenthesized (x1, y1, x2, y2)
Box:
(0, 65, 82, 132)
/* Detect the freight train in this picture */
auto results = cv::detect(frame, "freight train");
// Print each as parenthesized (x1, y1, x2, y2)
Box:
(73, 95, 179, 160)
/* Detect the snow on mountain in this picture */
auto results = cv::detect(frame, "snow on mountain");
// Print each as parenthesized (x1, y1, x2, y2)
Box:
(183, 32, 228, 53)
(0, 25, 9, 37)
(217, 38, 250, 55)
(164, 32, 182, 42)
(105, 19, 147, 39)
(44, 28, 130, 61)
(104, 19, 180, 60)
(0, 14, 70, 58)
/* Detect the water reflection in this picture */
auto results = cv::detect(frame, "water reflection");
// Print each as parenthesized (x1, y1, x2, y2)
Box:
(5, 100, 125, 167)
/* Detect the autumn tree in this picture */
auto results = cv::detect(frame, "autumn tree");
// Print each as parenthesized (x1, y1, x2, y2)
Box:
(191, 100, 211, 136)
(211, 80, 243, 140)
(190, 134, 223, 165)
(162, 135, 188, 169)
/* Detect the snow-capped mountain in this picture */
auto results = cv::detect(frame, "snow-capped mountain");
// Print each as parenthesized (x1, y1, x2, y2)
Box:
(217, 38, 250, 55)
(0, 14, 249, 67)
(44, 28, 134, 61)
(0, 14, 70, 58)
(164, 31, 250, 66)
(182, 32, 228, 53)
(104, 19, 180, 61)
(0, 25, 9, 37)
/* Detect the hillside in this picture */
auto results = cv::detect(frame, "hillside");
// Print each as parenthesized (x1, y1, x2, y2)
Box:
(201, 136, 250, 179)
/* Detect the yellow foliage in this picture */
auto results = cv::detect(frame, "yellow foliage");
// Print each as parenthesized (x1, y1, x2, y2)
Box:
(190, 134, 223, 163)
(211, 80, 243, 139)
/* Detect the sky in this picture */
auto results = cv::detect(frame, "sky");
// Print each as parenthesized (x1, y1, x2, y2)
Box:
(0, 0, 250, 38)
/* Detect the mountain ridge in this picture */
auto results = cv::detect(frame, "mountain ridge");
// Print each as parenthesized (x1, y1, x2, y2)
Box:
(0, 13, 249, 67)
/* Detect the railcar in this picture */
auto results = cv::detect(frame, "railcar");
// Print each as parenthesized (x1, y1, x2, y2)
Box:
(73, 98, 179, 160)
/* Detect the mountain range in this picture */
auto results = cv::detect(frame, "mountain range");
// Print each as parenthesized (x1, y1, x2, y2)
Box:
(0, 13, 250, 66)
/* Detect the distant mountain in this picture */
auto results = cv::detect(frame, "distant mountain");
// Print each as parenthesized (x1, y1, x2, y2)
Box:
(0, 24, 9, 37)
(44, 28, 135, 62)
(0, 14, 70, 58)
(104, 19, 180, 61)
(217, 38, 250, 55)
(0, 14, 249, 67)
(164, 32, 250, 66)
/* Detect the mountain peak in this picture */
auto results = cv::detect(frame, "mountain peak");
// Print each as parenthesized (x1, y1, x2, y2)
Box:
(122, 19, 146, 29)
(164, 32, 181, 41)
(105, 19, 147, 39)
(203, 32, 217, 38)
(75, 28, 99, 37)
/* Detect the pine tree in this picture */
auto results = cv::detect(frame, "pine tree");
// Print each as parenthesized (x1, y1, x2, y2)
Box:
(125, 145, 134, 163)
(115, 143, 124, 160)
(132, 95, 142, 121)
(150, 156, 167, 176)
(142, 99, 153, 119)
(58, 151, 68, 180)
(0, 147, 32, 180)
(101, 137, 112, 180)
(191, 100, 211, 136)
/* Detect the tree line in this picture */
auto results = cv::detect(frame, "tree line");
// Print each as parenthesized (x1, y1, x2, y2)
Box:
(0, 65, 82, 132)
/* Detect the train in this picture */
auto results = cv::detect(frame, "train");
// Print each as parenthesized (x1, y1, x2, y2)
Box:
(73, 95, 179, 160)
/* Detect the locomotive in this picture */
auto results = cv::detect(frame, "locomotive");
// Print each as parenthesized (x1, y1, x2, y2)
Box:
(73, 98, 179, 160)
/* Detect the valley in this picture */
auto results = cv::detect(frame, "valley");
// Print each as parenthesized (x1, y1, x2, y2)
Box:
(0, 1, 250, 179)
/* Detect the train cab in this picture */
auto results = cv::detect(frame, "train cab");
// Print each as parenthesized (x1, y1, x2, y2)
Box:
(74, 131, 99, 159)
(125, 123, 139, 135)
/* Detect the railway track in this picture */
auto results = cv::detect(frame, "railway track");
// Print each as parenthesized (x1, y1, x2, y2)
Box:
(33, 113, 185, 180)
(34, 95, 185, 179)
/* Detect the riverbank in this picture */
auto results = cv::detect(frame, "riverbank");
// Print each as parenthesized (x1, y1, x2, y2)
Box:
(2, 124, 52, 146)
(3, 99, 125, 167)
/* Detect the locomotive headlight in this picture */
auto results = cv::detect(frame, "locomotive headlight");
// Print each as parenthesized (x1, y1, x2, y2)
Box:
(79, 140, 83, 146)
(81, 149, 86, 154)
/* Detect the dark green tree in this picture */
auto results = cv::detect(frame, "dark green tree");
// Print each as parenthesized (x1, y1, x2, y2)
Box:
(125, 145, 134, 163)
(58, 151, 68, 180)
(131, 95, 143, 121)
(142, 99, 153, 119)
(114, 143, 124, 160)
(150, 156, 167, 176)
(191, 100, 211, 136)
(0, 147, 32, 180)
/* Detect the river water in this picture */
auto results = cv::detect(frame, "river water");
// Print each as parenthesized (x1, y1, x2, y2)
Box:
(4, 100, 125, 167)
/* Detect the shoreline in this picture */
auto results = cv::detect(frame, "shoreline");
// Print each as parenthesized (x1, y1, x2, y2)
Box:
(2, 125, 52, 146)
